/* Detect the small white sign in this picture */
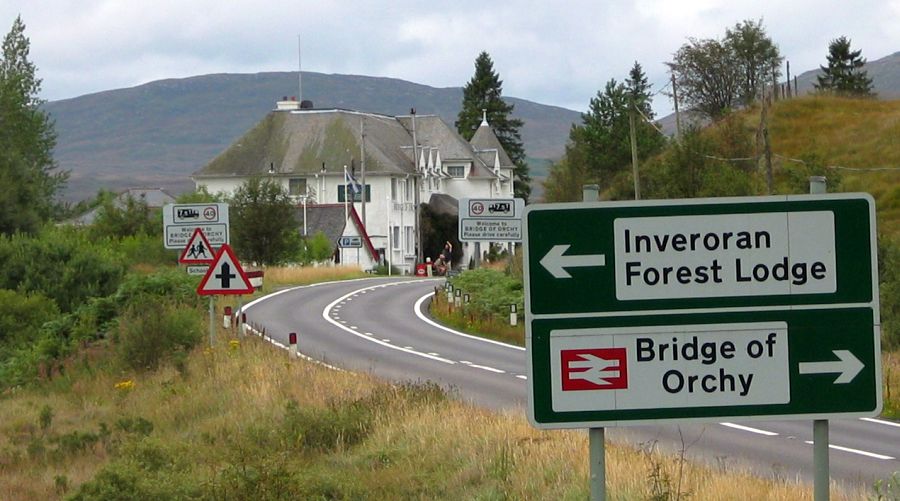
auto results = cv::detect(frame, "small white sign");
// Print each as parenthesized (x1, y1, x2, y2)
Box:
(613, 212, 836, 300)
(186, 265, 209, 275)
(549, 322, 790, 413)
(163, 203, 229, 249)
(458, 198, 525, 242)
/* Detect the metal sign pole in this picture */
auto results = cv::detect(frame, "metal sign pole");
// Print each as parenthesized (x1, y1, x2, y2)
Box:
(582, 184, 605, 501)
(589, 427, 606, 500)
(208, 296, 215, 347)
(814, 419, 830, 501)
(811, 175, 830, 501)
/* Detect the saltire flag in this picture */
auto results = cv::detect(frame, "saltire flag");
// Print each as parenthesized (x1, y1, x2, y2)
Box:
(344, 166, 363, 196)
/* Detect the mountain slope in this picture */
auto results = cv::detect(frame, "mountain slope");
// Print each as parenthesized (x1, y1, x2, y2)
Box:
(44, 72, 581, 201)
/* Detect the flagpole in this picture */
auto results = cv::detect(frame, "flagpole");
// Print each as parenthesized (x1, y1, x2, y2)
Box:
(343, 165, 349, 224)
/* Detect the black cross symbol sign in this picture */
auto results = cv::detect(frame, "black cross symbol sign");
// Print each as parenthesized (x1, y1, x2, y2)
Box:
(216, 262, 236, 288)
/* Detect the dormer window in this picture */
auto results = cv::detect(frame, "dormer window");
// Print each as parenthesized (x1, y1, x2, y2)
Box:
(447, 165, 466, 178)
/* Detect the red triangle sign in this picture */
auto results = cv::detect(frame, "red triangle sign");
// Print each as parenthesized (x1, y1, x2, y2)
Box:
(179, 228, 215, 264)
(197, 244, 255, 295)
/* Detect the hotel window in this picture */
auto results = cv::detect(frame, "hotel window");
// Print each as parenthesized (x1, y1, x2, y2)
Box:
(392, 226, 400, 249)
(337, 184, 371, 202)
(447, 165, 466, 178)
(288, 178, 307, 196)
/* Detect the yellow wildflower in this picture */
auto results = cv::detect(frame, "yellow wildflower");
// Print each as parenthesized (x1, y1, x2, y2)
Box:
(114, 380, 134, 391)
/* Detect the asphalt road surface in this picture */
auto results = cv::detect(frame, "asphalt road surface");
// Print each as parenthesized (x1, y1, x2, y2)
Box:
(243, 276, 899, 491)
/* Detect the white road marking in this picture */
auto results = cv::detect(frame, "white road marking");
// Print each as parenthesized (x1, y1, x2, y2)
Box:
(861, 417, 900, 428)
(720, 423, 779, 436)
(516, 375, 528, 380)
(428, 352, 440, 356)
(403, 346, 414, 350)
(469, 364, 505, 374)
(460, 360, 471, 364)
(803, 441, 895, 460)
(350, 326, 358, 330)
(321, 281, 456, 365)
(414, 292, 525, 351)
(382, 339, 391, 342)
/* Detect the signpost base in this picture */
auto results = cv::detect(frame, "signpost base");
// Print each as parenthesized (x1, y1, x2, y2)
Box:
(208, 297, 215, 347)
(589, 427, 606, 501)
(814, 419, 829, 501)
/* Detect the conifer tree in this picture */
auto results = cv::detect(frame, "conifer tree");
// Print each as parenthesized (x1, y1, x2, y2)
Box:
(0, 16, 66, 234)
(456, 52, 531, 200)
(815, 36, 875, 97)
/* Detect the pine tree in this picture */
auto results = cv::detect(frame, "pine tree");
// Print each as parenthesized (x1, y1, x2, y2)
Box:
(455, 52, 531, 200)
(0, 16, 66, 234)
(815, 36, 875, 97)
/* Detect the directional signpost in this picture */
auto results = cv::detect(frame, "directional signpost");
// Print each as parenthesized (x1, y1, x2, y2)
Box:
(524, 194, 881, 429)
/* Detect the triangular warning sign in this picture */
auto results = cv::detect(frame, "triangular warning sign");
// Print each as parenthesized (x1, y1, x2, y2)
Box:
(197, 244, 255, 296)
(179, 228, 215, 264)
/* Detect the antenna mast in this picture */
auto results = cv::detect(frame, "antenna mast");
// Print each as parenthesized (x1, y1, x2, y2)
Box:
(297, 35, 303, 103)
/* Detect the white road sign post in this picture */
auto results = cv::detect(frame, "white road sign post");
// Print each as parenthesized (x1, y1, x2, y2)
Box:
(163, 203, 229, 250)
(458, 198, 525, 242)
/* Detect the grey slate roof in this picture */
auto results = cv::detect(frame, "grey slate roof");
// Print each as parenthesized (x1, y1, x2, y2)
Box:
(294, 204, 346, 244)
(195, 110, 416, 177)
(68, 188, 176, 225)
(194, 108, 507, 182)
(470, 122, 514, 168)
(427, 193, 459, 217)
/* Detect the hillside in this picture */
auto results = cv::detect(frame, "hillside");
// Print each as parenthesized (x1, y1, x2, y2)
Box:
(766, 96, 900, 234)
(44, 72, 581, 202)
(793, 51, 900, 98)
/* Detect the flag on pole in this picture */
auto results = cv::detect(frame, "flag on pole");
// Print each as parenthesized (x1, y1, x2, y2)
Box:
(344, 166, 362, 198)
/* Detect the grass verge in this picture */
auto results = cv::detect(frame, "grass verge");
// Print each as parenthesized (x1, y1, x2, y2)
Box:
(0, 330, 871, 500)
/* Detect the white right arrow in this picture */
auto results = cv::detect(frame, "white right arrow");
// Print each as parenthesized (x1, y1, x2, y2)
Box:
(540, 244, 606, 279)
(798, 350, 864, 384)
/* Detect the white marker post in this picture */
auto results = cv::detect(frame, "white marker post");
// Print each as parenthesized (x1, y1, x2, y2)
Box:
(289, 332, 298, 359)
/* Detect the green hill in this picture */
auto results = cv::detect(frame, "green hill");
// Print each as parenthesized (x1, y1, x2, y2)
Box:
(44, 72, 580, 202)
(767, 96, 900, 235)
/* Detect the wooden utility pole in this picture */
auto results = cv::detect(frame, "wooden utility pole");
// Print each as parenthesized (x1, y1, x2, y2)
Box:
(671, 73, 682, 141)
(786, 61, 792, 98)
(762, 89, 773, 194)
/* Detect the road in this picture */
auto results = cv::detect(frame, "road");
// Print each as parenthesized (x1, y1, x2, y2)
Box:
(243, 276, 899, 490)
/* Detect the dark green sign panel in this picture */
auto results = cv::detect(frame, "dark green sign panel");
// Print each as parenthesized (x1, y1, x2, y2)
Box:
(524, 194, 881, 428)
(525, 196, 873, 316)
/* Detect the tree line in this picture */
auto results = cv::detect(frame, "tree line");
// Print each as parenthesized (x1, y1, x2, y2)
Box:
(542, 19, 876, 202)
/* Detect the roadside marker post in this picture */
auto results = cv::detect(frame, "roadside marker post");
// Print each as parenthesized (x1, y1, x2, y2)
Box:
(289, 332, 298, 359)
(523, 190, 880, 501)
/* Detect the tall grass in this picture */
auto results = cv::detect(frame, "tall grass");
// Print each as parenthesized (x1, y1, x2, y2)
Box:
(769, 96, 900, 236)
(259, 264, 368, 291)
(0, 325, 870, 499)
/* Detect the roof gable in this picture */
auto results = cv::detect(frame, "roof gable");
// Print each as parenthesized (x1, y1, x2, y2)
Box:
(470, 123, 514, 167)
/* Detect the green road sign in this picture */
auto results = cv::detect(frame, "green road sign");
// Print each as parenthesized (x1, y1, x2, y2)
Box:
(523, 194, 882, 429)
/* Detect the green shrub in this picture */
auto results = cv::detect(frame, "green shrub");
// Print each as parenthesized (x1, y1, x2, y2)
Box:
(117, 303, 203, 371)
(0, 289, 59, 348)
(112, 268, 202, 311)
(0, 226, 126, 313)
(449, 268, 524, 318)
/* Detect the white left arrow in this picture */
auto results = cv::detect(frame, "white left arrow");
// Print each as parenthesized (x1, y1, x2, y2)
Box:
(798, 350, 864, 384)
(540, 244, 606, 279)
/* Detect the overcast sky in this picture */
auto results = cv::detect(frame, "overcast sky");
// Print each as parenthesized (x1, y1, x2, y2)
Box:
(3, 0, 898, 118)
